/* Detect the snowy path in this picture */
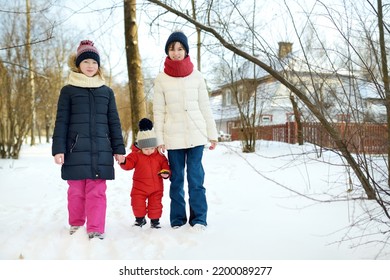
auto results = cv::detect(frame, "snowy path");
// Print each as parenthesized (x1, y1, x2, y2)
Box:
(0, 142, 385, 260)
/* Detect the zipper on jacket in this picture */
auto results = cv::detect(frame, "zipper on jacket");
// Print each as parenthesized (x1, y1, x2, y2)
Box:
(89, 89, 99, 177)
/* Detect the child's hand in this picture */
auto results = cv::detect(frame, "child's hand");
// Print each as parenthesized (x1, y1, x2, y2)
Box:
(115, 154, 126, 164)
(158, 169, 170, 179)
(209, 140, 217, 150)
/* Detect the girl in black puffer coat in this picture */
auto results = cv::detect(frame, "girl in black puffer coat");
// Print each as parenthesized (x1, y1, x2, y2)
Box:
(52, 40, 125, 240)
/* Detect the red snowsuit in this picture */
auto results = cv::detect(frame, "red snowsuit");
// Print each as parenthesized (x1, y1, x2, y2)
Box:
(120, 145, 170, 219)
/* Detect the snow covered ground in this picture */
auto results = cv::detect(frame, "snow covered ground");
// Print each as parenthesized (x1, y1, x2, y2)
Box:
(0, 140, 388, 279)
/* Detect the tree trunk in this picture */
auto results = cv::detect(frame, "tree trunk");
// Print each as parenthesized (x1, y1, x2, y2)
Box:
(377, 0, 390, 187)
(290, 93, 303, 145)
(26, 0, 36, 146)
(124, 0, 147, 143)
(191, 0, 201, 71)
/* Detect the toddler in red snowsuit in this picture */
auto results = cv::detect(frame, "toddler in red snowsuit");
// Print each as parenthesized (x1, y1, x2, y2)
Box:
(118, 118, 170, 229)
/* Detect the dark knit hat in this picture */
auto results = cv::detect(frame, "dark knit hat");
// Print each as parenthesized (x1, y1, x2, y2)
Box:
(75, 40, 100, 67)
(164, 31, 189, 55)
(137, 118, 158, 149)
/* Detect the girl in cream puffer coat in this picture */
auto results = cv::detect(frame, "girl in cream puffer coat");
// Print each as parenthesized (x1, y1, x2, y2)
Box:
(153, 31, 218, 230)
(153, 69, 218, 149)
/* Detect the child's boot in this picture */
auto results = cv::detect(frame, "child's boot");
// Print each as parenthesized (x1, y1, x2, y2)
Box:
(151, 219, 161, 229)
(133, 217, 146, 227)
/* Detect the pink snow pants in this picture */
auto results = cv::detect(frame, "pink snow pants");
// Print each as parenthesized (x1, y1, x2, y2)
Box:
(67, 179, 107, 234)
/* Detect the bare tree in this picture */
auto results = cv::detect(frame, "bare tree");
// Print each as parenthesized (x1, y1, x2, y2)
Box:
(191, 0, 202, 71)
(145, 0, 379, 199)
(112, 82, 132, 145)
(144, 0, 390, 254)
(35, 35, 72, 144)
(376, 0, 390, 186)
(124, 0, 147, 144)
(25, 0, 37, 146)
(1, 3, 35, 158)
(0, 0, 56, 156)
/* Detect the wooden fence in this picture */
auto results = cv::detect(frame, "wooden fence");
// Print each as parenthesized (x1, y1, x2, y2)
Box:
(230, 122, 388, 154)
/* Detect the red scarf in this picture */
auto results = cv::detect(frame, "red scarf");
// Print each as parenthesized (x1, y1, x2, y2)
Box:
(164, 56, 194, 77)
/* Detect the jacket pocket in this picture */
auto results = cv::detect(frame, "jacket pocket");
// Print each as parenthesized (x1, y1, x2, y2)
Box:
(67, 131, 79, 153)
(105, 134, 113, 152)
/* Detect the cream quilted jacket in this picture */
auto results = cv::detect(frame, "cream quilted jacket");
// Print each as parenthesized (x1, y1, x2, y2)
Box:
(153, 69, 218, 150)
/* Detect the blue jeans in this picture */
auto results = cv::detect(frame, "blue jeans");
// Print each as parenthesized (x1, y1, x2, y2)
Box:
(168, 145, 207, 227)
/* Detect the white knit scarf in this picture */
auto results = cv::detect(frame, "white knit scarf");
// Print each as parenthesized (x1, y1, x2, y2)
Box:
(67, 71, 105, 88)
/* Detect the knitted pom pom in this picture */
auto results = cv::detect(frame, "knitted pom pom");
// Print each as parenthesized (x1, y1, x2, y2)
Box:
(138, 118, 153, 131)
(80, 40, 95, 47)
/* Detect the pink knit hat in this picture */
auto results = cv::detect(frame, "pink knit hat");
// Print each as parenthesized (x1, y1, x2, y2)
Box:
(75, 40, 100, 67)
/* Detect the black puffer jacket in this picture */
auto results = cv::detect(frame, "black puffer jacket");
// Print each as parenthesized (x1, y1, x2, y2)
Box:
(52, 84, 125, 180)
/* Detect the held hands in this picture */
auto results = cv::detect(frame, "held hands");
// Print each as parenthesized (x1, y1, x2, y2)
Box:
(115, 154, 126, 164)
(158, 169, 170, 179)
(157, 145, 166, 154)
